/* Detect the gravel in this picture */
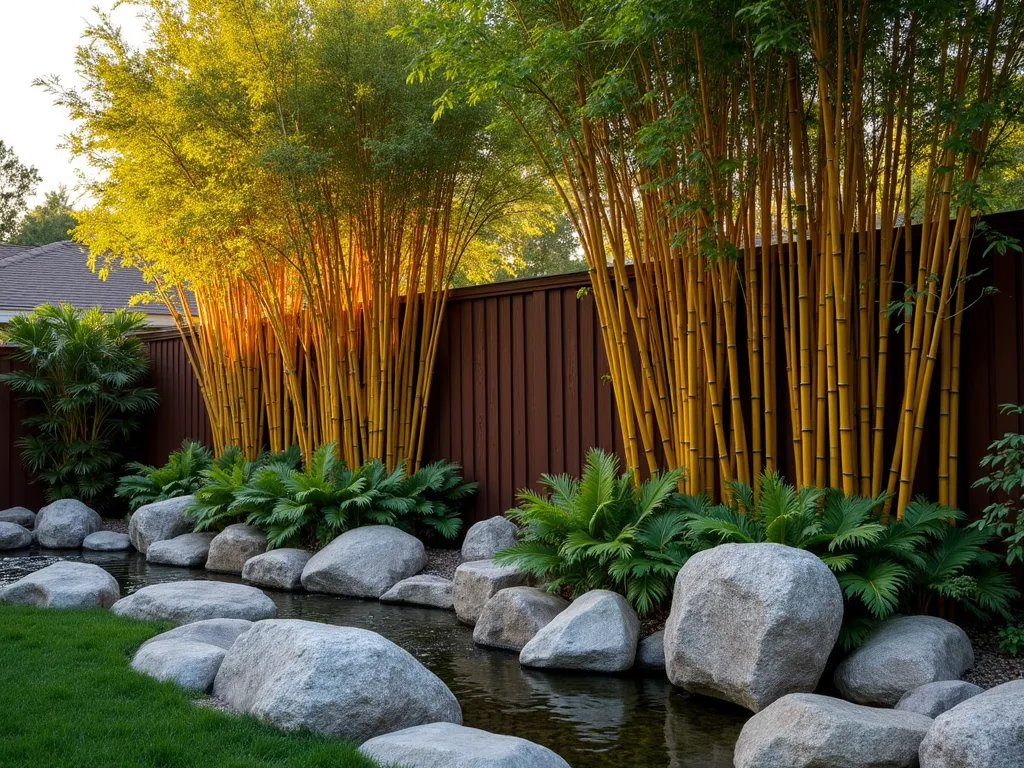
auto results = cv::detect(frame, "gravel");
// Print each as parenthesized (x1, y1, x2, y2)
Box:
(422, 547, 461, 580)
(962, 612, 1024, 689)
(103, 518, 130, 535)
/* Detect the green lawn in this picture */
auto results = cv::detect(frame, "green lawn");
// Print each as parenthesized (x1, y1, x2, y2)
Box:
(0, 604, 380, 768)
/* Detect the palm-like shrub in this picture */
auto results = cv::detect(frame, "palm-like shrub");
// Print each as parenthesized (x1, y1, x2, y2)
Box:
(495, 448, 690, 615)
(680, 471, 1018, 648)
(116, 439, 213, 511)
(0, 304, 158, 504)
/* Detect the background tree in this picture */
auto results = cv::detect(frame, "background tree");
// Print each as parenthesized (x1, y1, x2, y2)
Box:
(12, 186, 78, 245)
(0, 140, 41, 241)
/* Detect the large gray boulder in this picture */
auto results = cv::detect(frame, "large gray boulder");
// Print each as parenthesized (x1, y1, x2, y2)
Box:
(147, 533, 216, 567)
(83, 531, 133, 551)
(205, 524, 267, 575)
(453, 559, 532, 626)
(132, 639, 226, 692)
(665, 543, 844, 712)
(734, 693, 933, 768)
(638, 630, 666, 670)
(835, 616, 974, 706)
(461, 517, 519, 561)
(110, 580, 277, 625)
(520, 589, 639, 672)
(213, 619, 462, 742)
(242, 548, 311, 591)
(473, 586, 568, 652)
(380, 574, 455, 610)
(918, 679, 1024, 768)
(1, 561, 119, 608)
(896, 680, 984, 718)
(140, 618, 254, 652)
(0, 521, 32, 550)
(301, 526, 426, 598)
(360, 723, 571, 768)
(0, 507, 35, 529)
(128, 496, 195, 554)
(34, 499, 103, 548)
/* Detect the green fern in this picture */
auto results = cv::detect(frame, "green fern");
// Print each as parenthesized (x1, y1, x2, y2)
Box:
(116, 439, 213, 511)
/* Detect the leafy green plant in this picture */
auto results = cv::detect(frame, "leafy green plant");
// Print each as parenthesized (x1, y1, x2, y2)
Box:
(116, 439, 213, 511)
(997, 623, 1024, 657)
(680, 471, 1019, 648)
(0, 304, 158, 505)
(495, 448, 690, 615)
(971, 403, 1024, 566)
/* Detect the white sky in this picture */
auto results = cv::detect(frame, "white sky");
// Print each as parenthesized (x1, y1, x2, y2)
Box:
(0, 0, 146, 207)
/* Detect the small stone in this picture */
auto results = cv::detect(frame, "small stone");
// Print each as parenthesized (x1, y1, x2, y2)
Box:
(473, 587, 568, 651)
(147, 533, 216, 567)
(380, 574, 455, 609)
(360, 723, 571, 768)
(638, 630, 666, 670)
(132, 639, 227, 692)
(0, 522, 32, 550)
(241, 549, 311, 591)
(83, 531, 133, 551)
(111, 580, 277, 625)
(205, 524, 267, 575)
(453, 559, 532, 626)
(1, 561, 119, 608)
(461, 517, 519, 561)
(35, 499, 103, 549)
(0, 507, 35, 529)
(128, 496, 195, 554)
(895, 680, 984, 718)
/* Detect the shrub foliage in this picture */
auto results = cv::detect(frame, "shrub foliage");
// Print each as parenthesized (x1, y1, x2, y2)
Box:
(116, 439, 214, 511)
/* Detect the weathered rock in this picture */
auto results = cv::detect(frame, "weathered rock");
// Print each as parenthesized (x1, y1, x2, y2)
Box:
(128, 496, 195, 554)
(453, 559, 532, 626)
(918, 679, 1024, 768)
(665, 543, 844, 712)
(146, 532, 216, 567)
(734, 693, 933, 768)
(520, 589, 639, 672)
(34, 499, 103, 549)
(301, 526, 426, 598)
(1, 561, 119, 608)
(835, 616, 974, 707)
(380, 574, 455, 609)
(140, 618, 254, 652)
(461, 517, 519, 561)
(213, 619, 462, 742)
(110, 580, 277, 625)
(0, 521, 32, 550)
(360, 723, 571, 768)
(205, 524, 267, 575)
(241, 548, 311, 591)
(638, 630, 666, 670)
(0, 507, 35, 529)
(473, 587, 568, 652)
(132, 639, 226, 692)
(82, 531, 133, 551)
(895, 680, 984, 719)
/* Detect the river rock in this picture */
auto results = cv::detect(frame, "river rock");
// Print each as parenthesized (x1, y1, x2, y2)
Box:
(473, 587, 569, 652)
(835, 616, 974, 706)
(734, 692, 933, 768)
(918, 679, 1024, 768)
(0, 507, 35, 529)
(1, 561, 119, 608)
(453, 559, 532, 626)
(147, 532, 216, 567)
(205, 524, 267, 574)
(665, 543, 844, 712)
(461, 517, 519, 561)
(111, 580, 277, 625)
(128, 495, 195, 554)
(380, 574, 455, 609)
(520, 589, 639, 672)
(83, 531, 133, 551)
(360, 723, 571, 768)
(132, 639, 226, 692)
(301, 526, 426, 598)
(0, 521, 32, 550)
(242, 548, 311, 591)
(895, 680, 984, 718)
(34, 499, 103, 549)
(638, 630, 666, 670)
(140, 617, 254, 652)
(213, 619, 462, 742)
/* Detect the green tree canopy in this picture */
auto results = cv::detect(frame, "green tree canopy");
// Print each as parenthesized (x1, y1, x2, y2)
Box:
(0, 140, 41, 241)
(12, 186, 79, 246)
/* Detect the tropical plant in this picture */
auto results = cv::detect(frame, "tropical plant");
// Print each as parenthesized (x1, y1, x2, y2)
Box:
(0, 304, 158, 505)
(971, 404, 1024, 566)
(998, 623, 1024, 657)
(116, 439, 213, 511)
(495, 449, 690, 615)
(680, 471, 1019, 648)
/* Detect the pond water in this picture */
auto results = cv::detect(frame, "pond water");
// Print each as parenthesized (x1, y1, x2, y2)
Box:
(0, 548, 748, 767)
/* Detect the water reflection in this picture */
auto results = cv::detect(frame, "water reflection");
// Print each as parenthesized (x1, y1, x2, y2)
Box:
(0, 548, 748, 767)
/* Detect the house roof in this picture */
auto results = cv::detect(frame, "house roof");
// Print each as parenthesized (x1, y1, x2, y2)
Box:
(0, 241, 182, 320)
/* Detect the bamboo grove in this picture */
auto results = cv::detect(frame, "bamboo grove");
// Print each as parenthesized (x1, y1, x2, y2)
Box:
(406, 0, 1024, 514)
(58, 0, 544, 468)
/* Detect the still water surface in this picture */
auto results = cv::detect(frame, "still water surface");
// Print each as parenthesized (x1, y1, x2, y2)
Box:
(0, 548, 747, 767)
